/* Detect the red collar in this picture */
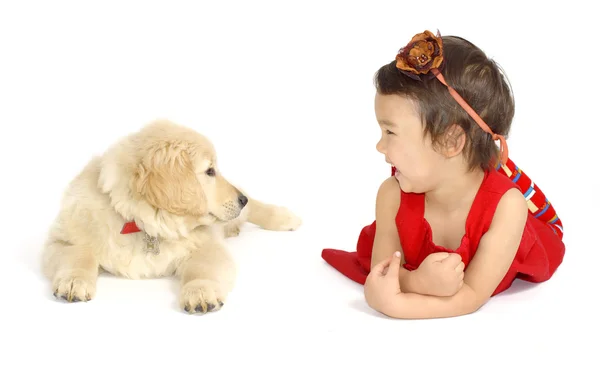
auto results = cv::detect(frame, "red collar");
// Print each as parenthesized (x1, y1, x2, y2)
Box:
(120, 221, 141, 234)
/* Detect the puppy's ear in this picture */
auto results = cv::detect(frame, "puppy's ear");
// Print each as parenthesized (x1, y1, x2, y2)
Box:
(134, 144, 207, 216)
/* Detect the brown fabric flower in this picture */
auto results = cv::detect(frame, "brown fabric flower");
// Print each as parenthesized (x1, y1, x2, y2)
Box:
(395, 30, 444, 80)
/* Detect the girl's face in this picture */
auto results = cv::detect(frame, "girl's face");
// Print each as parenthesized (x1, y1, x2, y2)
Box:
(374, 93, 446, 193)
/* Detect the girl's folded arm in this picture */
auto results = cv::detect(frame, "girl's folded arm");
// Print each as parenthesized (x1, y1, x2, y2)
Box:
(371, 177, 423, 293)
(379, 187, 529, 319)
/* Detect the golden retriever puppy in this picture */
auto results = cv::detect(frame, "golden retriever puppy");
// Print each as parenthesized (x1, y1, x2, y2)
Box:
(41, 119, 301, 313)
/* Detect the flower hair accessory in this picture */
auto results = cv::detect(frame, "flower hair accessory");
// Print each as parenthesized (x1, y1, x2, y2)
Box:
(395, 30, 509, 165)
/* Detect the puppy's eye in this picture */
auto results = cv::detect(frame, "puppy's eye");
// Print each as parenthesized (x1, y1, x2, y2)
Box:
(206, 167, 216, 177)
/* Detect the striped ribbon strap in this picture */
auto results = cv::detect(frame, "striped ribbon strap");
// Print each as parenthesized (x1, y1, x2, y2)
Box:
(495, 158, 563, 238)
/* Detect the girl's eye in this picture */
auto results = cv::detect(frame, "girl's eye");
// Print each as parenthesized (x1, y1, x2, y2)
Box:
(386, 130, 395, 135)
(206, 168, 216, 177)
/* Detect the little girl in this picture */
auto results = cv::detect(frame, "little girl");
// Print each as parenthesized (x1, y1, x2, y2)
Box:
(321, 30, 565, 319)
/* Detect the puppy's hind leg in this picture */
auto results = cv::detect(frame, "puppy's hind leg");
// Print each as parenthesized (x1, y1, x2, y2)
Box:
(42, 242, 99, 302)
(245, 197, 302, 231)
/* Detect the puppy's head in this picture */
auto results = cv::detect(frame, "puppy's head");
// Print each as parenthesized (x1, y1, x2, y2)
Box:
(130, 120, 247, 225)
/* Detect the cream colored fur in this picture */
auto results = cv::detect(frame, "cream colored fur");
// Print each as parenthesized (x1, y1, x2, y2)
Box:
(41, 119, 301, 313)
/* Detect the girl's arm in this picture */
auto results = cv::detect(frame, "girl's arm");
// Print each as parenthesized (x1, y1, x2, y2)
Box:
(371, 177, 426, 294)
(377, 187, 529, 319)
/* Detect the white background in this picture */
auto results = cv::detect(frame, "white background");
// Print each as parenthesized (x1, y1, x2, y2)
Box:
(1, 0, 598, 386)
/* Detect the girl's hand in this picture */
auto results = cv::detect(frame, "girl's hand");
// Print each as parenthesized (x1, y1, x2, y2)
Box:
(364, 251, 403, 313)
(414, 252, 465, 297)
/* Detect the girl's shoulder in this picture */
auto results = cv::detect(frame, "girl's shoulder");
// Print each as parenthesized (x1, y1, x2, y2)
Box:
(376, 176, 401, 204)
(466, 168, 526, 236)
(480, 167, 520, 196)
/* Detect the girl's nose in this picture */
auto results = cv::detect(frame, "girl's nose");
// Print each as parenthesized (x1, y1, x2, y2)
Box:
(376, 138, 385, 154)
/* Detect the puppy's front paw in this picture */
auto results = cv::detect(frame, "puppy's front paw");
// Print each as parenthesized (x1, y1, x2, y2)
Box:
(270, 206, 302, 231)
(180, 279, 225, 314)
(224, 223, 241, 238)
(52, 271, 96, 302)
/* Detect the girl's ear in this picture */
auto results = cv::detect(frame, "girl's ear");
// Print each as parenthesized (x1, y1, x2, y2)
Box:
(442, 125, 466, 158)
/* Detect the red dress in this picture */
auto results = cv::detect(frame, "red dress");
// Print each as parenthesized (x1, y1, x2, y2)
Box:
(321, 159, 565, 296)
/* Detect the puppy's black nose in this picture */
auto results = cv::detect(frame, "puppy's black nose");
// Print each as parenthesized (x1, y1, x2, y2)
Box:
(238, 194, 248, 208)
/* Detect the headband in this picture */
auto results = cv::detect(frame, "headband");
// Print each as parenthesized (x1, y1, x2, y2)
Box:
(395, 30, 508, 165)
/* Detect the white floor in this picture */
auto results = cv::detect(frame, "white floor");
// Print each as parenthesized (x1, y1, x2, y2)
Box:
(5, 205, 598, 386)
(2, 1, 598, 386)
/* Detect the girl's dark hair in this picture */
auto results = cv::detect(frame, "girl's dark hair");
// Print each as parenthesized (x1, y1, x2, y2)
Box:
(375, 36, 514, 170)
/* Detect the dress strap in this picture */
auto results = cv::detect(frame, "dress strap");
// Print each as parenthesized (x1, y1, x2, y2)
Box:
(396, 190, 427, 266)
